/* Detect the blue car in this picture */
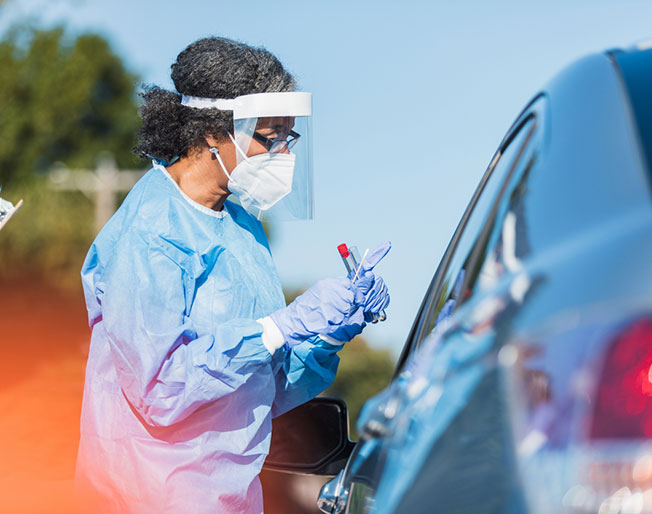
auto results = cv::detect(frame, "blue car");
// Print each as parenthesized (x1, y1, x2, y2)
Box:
(264, 42, 652, 514)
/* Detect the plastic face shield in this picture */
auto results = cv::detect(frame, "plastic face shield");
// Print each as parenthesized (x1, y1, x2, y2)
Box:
(182, 92, 313, 221)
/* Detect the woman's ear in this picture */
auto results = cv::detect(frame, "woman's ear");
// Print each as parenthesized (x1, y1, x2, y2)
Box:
(205, 135, 220, 148)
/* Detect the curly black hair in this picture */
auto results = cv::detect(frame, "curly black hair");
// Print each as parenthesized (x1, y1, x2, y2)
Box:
(133, 37, 296, 164)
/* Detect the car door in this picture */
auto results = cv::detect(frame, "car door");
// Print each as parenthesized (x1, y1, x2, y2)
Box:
(326, 95, 548, 514)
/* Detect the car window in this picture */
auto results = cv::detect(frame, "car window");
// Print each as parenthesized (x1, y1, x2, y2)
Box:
(397, 102, 543, 366)
(433, 119, 535, 312)
(461, 130, 540, 299)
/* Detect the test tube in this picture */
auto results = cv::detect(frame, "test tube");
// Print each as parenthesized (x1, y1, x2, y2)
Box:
(337, 244, 356, 274)
(337, 243, 387, 323)
(348, 246, 362, 269)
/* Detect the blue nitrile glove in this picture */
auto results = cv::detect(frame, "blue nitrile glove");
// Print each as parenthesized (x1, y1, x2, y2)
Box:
(329, 241, 392, 339)
(349, 242, 391, 321)
(362, 275, 389, 320)
(326, 304, 367, 343)
(269, 277, 366, 347)
(268, 242, 392, 347)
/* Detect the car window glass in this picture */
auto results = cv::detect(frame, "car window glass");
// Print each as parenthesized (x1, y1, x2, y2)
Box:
(414, 116, 538, 350)
(464, 140, 539, 298)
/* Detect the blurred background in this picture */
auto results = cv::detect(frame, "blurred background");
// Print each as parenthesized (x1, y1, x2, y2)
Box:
(1, 0, 652, 512)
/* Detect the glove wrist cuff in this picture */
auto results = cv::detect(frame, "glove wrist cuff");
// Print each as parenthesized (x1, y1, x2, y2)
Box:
(257, 317, 286, 355)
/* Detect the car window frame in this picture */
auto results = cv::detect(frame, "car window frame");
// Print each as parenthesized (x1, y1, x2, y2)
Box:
(394, 94, 546, 377)
(455, 113, 540, 304)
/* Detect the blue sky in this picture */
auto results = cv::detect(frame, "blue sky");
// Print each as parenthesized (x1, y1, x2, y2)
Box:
(3, 0, 652, 356)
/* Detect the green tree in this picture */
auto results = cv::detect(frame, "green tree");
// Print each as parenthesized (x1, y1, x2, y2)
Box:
(0, 26, 142, 185)
(324, 339, 395, 439)
(0, 26, 143, 285)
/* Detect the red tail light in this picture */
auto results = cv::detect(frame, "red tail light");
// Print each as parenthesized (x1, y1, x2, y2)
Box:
(591, 317, 652, 438)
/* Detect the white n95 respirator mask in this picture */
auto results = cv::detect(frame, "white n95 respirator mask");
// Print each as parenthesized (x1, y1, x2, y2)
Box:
(210, 145, 295, 214)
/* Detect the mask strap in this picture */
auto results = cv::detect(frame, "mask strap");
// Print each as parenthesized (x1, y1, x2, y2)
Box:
(209, 147, 232, 181)
(228, 132, 251, 162)
(210, 133, 250, 179)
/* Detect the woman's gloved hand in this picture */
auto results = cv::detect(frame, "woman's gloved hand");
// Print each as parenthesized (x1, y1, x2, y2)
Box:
(269, 277, 365, 347)
(269, 242, 391, 347)
(357, 274, 389, 322)
(349, 242, 391, 319)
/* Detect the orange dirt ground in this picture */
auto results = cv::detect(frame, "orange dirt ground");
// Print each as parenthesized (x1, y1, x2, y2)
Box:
(0, 279, 89, 513)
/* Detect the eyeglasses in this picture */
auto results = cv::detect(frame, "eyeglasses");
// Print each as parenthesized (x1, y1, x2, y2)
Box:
(252, 130, 301, 153)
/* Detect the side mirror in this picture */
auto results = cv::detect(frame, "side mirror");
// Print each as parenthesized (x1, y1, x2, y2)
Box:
(264, 397, 355, 476)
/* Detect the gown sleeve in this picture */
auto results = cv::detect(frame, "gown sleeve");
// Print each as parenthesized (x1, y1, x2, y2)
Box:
(270, 336, 342, 418)
(87, 229, 273, 428)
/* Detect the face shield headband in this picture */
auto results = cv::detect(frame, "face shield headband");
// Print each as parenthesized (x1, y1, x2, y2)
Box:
(180, 91, 312, 120)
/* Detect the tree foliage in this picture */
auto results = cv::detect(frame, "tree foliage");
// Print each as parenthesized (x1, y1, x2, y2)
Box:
(325, 338, 395, 439)
(0, 26, 143, 284)
(0, 26, 142, 186)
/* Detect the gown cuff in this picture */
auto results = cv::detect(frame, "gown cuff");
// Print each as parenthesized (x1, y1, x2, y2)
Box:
(257, 316, 287, 355)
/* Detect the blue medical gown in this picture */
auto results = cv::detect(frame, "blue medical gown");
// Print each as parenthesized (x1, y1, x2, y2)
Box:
(75, 166, 341, 513)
